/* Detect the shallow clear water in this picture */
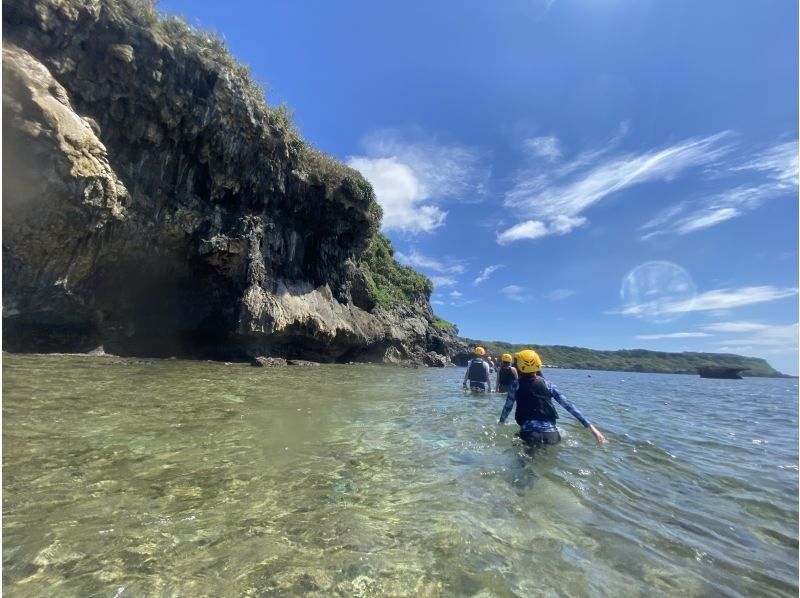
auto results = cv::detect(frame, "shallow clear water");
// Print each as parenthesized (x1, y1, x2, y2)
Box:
(3, 354, 797, 597)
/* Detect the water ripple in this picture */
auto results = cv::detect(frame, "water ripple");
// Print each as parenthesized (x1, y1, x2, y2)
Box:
(3, 356, 797, 596)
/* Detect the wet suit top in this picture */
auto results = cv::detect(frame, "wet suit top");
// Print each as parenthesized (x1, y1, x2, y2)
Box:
(498, 377, 591, 433)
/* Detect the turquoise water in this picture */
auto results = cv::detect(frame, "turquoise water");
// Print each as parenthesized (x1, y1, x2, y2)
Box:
(3, 354, 797, 596)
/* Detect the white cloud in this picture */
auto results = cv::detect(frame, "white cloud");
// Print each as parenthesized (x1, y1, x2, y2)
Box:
(430, 275, 457, 288)
(641, 185, 782, 239)
(473, 264, 504, 286)
(631, 321, 798, 373)
(635, 332, 712, 340)
(524, 136, 562, 161)
(450, 290, 463, 298)
(347, 157, 446, 233)
(497, 220, 549, 244)
(729, 140, 799, 187)
(619, 285, 798, 317)
(450, 299, 479, 307)
(501, 285, 532, 302)
(639, 203, 687, 238)
(431, 300, 445, 306)
(497, 216, 588, 244)
(525, 0, 557, 21)
(545, 289, 576, 301)
(705, 321, 798, 347)
(549, 215, 588, 235)
(666, 286, 797, 313)
(711, 322, 798, 371)
(708, 309, 733, 318)
(395, 250, 465, 274)
(703, 321, 771, 333)
(640, 140, 798, 239)
(347, 131, 488, 233)
(675, 207, 741, 234)
(498, 131, 731, 243)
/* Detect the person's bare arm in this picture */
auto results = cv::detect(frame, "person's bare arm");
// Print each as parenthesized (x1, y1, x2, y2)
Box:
(588, 424, 607, 443)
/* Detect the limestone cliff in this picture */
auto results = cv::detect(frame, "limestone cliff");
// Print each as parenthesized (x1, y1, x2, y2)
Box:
(2, 0, 465, 364)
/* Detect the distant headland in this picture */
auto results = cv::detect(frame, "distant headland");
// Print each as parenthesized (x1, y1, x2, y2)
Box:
(453, 338, 790, 378)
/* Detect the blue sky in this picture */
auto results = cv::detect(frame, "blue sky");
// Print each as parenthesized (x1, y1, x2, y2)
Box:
(159, 0, 798, 374)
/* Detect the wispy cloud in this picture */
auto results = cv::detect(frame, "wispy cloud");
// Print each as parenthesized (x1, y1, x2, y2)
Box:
(641, 185, 786, 239)
(497, 131, 732, 243)
(451, 299, 479, 307)
(473, 264, 504, 286)
(501, 285, 532, 302)
(710, 321, 798, 368)
(618, 285, 798, 317)
(632, 321, 798, 368)
(635, 332, 712, 340)
(729, 140, 799, 186)
(395, 250, 465, 274)
(524, 136, 562, 161)
(544, 288, 576, 301)
(704, 321, 798, 347)
(673, 206, 740, 234)
(703, 321, 773, 333)
(664, 286, 797, 313)
(640, 140, 798, 239)
(450, 290, 463, 298)
(347, 130, 488, 233)
(528, 0, 557, 21)
(430, 275, 457, 288)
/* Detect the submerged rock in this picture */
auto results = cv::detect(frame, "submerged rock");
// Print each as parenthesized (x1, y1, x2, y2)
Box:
(252, 357, 287, 368)
(697, 366, 747, 379)
(2, 0, 465, 365)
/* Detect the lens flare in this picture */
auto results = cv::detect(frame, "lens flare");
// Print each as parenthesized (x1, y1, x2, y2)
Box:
(620, 261, 696, 323)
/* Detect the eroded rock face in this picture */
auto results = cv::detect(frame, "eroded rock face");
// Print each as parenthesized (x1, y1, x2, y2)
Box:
(2, 0, 465, 364)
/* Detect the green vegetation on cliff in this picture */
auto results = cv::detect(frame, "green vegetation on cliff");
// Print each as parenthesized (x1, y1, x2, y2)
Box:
(360, 234, 433, 308)
(463, 339, 786, 377)
(432, 317, 457, 332)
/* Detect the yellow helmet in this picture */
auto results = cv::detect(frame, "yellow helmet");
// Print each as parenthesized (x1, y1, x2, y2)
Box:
(501, 353, 512, 363)
(474, 346, 486, 356)
(516, 349, 542, 374)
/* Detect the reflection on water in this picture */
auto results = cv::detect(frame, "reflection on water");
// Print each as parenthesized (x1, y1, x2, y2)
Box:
(3, 354, 798, 596)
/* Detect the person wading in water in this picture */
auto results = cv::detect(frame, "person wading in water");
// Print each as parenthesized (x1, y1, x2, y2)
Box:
(498, 349, 606, 447)
(463, 346, 492, 394)
(495, 353, 518, 394)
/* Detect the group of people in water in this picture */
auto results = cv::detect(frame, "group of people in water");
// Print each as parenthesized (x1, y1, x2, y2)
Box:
(462, 346, 607, 447)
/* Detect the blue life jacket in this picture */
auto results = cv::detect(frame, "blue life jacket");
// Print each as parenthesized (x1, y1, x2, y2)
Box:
(467, 358, 488, 382)
(514, 375, 558, 425)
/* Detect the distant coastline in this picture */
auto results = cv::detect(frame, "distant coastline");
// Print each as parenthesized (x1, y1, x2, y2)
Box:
(456, 338, 791, 378)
